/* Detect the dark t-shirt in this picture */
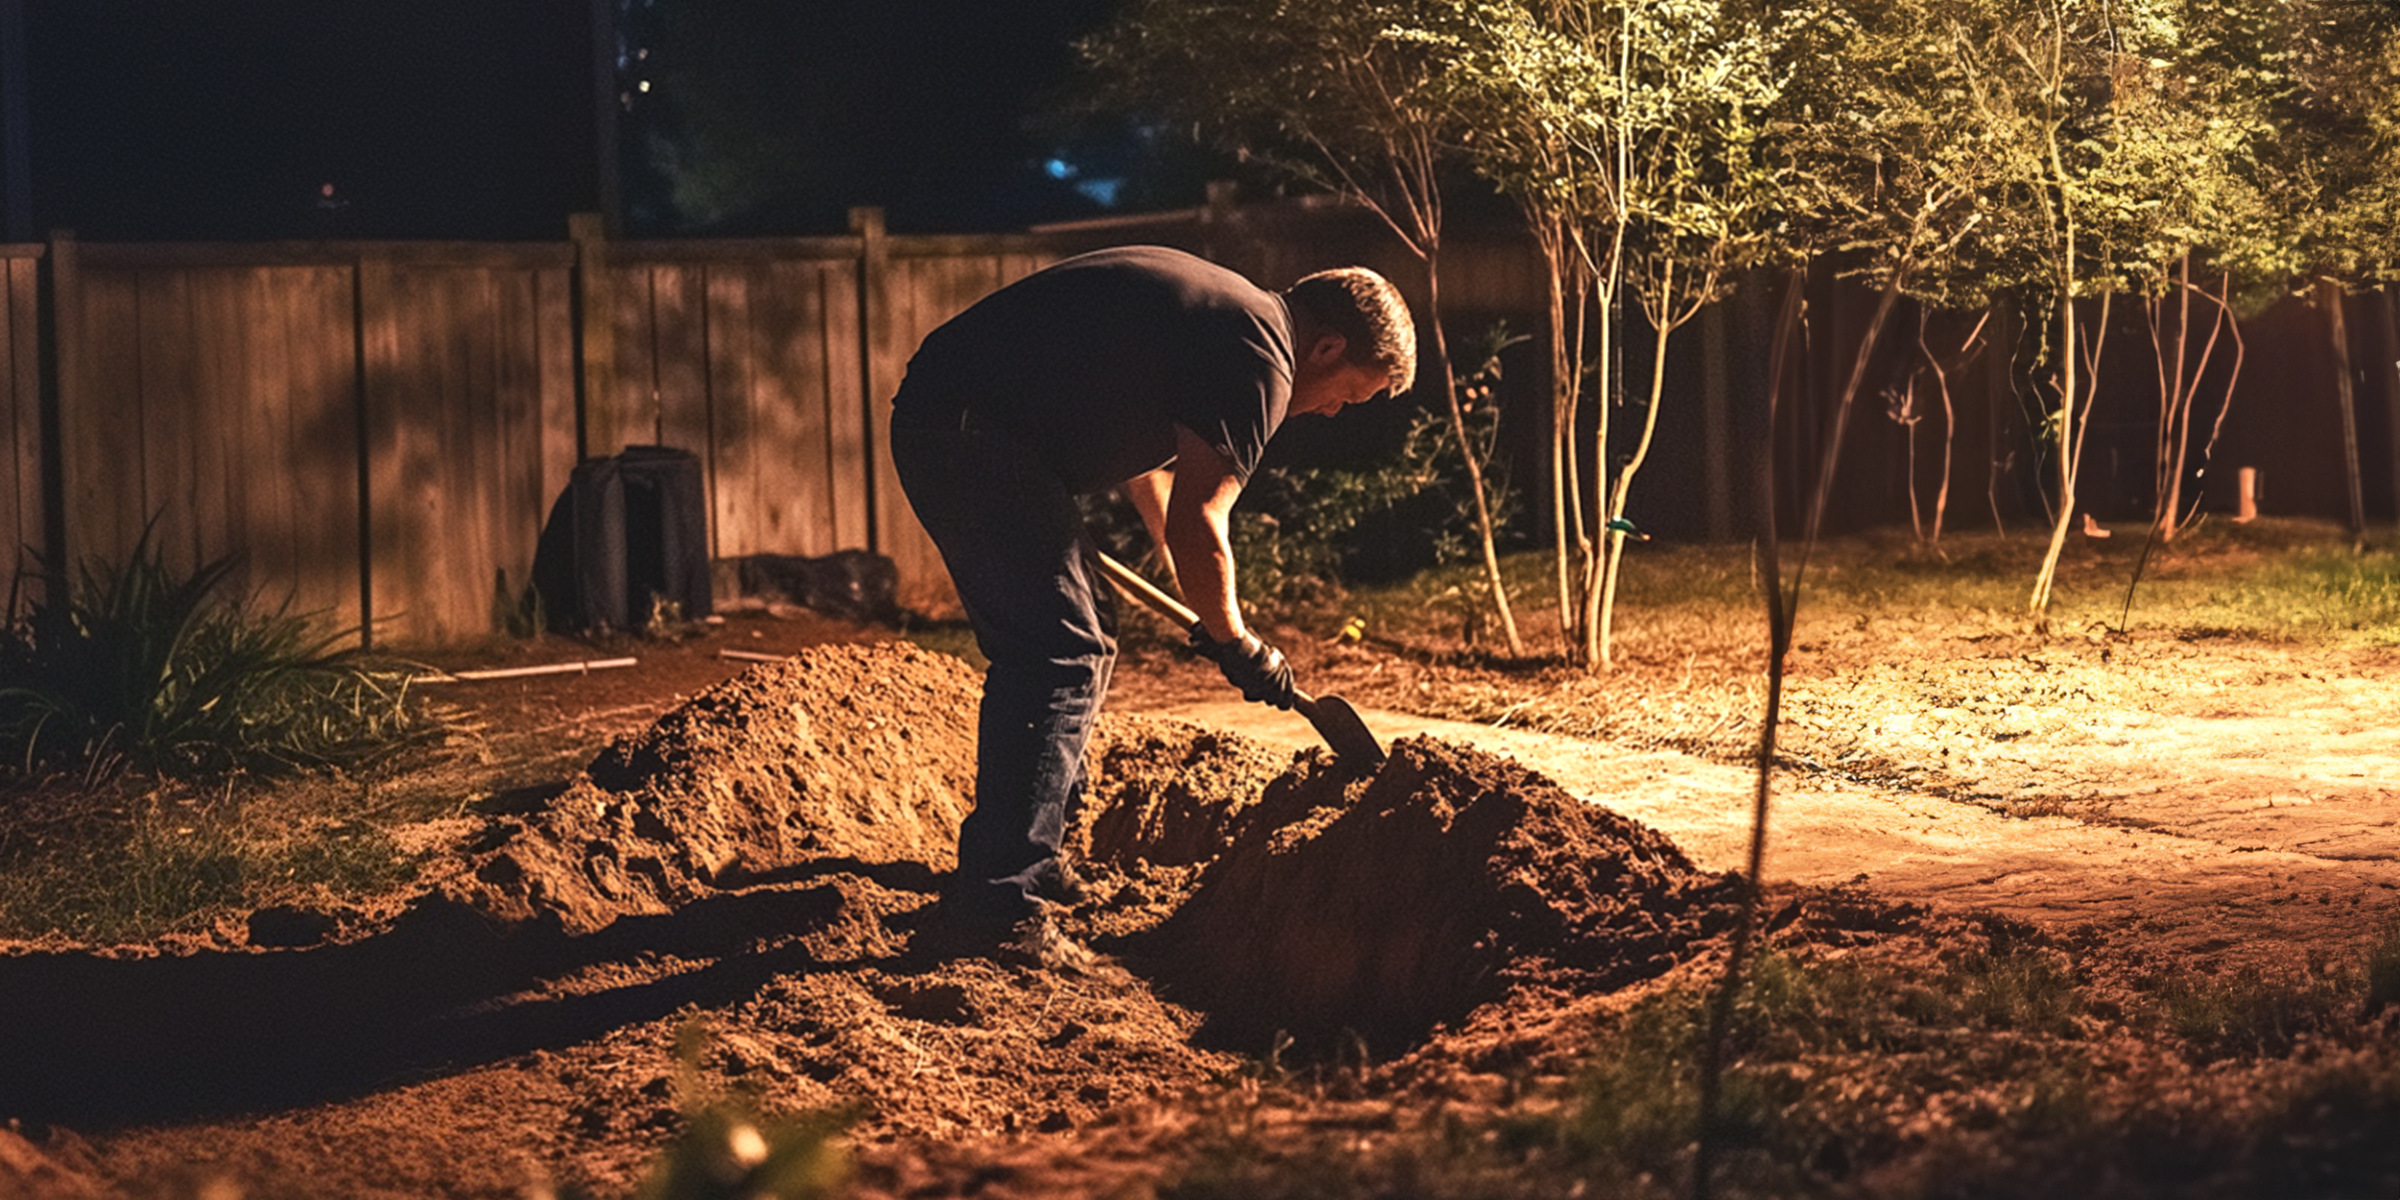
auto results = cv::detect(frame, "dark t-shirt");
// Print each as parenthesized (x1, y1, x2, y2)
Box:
(890, 246, 1295, 494)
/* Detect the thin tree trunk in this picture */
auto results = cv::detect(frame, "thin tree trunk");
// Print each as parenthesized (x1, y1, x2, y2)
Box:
(1545, 233, 1577, 651)
(1790, 269, 1906, 603)
(1920, 309, 1985, 548)
(1903, 376, 1924, 542)
(2323, 279, 2366, 546)
(2027, 18, 2079, 622)
(2177, 284, 2246, 531)
(1425, 249, 1525, 656)
(1597, 258, 1682, 668)
(1578, 262, 1625, 668)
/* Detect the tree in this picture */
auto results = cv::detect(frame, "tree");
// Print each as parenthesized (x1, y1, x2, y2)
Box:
(1414, 0, 1785, 668)
(2261, 1, 2400, 546)
(1083, 0, 1531, 655)
(1772, 0, 2010, 570)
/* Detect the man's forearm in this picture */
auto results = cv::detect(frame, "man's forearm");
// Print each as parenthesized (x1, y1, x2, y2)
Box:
(1123, 468, 1177, 592)
(1160, 425, 1247, 642)
(1163, 510, 1243, 642)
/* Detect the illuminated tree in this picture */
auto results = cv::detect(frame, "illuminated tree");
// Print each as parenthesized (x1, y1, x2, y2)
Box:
(1412, 0, 1786, 668)
(1084, 0, 1531, 655)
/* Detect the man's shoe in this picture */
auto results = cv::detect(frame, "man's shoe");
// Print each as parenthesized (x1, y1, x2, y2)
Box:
(999, 912, 1100, 975)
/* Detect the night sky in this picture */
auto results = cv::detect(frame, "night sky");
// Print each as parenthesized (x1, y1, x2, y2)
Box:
(20, 0, 1136, 242)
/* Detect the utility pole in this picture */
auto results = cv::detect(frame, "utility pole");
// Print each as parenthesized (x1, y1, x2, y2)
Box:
(1, 0, 31, 241)
(590, 0, 623, 237)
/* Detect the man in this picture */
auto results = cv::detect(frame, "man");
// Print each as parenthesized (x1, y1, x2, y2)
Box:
(888, 245, 1416, 970)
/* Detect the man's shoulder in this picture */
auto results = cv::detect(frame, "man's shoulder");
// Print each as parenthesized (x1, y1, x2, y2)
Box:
(1030, 246, 1266, 304)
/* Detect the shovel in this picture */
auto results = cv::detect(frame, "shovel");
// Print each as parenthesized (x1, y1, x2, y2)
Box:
(1091, 550, 1386, 768)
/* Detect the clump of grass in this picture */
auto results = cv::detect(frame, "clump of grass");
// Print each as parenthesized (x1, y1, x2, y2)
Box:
(2365, 920, 2400, 1016)
(0, 795, 418, 943)
(2150, 961, 2357, 1061)
(0, 527, 445, 782)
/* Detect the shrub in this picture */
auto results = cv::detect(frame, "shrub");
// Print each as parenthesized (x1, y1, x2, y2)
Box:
(0, 527, 443, 781)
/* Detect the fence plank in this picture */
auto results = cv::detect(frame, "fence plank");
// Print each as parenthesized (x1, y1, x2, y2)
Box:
(703, 264, 757, 559)
(535, 267, 580, 512)
(273, 264, 361, 631)
(611, 265, 658, 450)
(820, 260, 869, 552)
(653, 263, 710, 464)
(3, 256, 40, 590)
(64, 265, 145, 569)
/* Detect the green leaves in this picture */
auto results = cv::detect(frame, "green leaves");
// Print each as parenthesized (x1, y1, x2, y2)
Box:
(0, 524, 443, 782)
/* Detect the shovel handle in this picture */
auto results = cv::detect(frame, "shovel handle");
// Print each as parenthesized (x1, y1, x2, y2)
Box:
(1091, 550, 1316, 702)
(1092, 550, 1199, 628)
(1091, 549, 1384, 766)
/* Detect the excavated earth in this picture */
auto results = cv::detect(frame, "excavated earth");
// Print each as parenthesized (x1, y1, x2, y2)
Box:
(0, 642, 1756, 1198)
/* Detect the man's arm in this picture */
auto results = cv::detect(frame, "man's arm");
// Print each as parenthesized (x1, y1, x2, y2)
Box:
(1122, 466, 1176, 592)
(1160, 423, 1246, 643)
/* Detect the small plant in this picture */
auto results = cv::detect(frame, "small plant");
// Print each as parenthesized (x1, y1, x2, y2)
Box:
(0, 525, 444, 781)
(622, 1022, 848, 1200)
(2364, 919, 2400, 1017)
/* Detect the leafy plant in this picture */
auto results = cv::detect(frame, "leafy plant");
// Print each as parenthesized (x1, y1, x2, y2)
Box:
(0, 526, 444, 781)
(620, 1022, 849, 1200)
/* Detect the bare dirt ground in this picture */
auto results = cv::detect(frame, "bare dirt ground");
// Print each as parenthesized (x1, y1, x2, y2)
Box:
(2, 526, 2396, 1199)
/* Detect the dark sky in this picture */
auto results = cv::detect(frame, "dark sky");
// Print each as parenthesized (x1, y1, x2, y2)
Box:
(21, 0, 1130, 241)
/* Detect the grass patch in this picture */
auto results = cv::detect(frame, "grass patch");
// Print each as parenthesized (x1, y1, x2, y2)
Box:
(0, 790, 420, 943)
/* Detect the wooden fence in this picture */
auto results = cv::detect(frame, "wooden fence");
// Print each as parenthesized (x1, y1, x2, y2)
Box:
(3, 202, 2395, 647)
(19, 217, 1064, 645)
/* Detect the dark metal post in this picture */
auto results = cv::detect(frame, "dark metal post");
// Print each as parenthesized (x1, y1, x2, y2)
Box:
(0, 0, 32, 242)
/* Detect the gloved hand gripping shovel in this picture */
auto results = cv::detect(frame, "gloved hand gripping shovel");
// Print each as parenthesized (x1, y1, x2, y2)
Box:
(1091, 550, 1386, 768)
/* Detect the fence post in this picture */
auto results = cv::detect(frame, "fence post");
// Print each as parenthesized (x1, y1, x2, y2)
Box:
(850, 205, 889, 553)
(40, 228, 76, 585)
(571, 212, 617, 460)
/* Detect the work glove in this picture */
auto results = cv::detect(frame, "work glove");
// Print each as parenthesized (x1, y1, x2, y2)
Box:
(1188, 622, 1298, 710)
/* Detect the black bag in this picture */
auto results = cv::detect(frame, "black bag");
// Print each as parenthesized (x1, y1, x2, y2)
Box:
(531, 445, 713, 633)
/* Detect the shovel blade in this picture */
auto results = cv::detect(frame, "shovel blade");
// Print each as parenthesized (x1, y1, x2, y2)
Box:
(1297, 692, 1385, 768)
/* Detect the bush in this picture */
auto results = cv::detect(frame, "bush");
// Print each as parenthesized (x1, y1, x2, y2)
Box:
(0, 527, 443, 781)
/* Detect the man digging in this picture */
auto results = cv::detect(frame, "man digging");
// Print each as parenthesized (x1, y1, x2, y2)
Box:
(888, 245, 1416, 971)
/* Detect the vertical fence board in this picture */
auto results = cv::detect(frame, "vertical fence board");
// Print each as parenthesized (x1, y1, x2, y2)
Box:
(493, 269, 541, 614)
(3, 255, 40, 589)
(611, 265, 658, 450)
(819, 261, 869, 552)
(703, 265, 756, 559)
(195, 271, 251, 586)
(276, 265, 361, 630)
(66, 267, 145, 569)
(653, 263, 710, 463)
(535, 267, 580, 517)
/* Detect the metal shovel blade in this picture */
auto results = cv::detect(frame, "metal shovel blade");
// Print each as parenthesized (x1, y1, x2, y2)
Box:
(1294, 692, 1386, 768)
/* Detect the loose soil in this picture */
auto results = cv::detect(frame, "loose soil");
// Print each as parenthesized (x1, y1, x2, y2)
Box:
(1, 528, 2396, 1199)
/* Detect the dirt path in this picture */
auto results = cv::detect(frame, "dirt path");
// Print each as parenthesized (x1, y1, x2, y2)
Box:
(1142, 697, 2400, 971)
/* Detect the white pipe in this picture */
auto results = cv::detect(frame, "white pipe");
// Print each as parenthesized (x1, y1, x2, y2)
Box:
(716, 649, 793, 664)
(416, 657, 640, 684)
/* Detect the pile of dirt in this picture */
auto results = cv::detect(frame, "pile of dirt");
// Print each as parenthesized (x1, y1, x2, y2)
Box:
(3, 640, 1763, 1195)
(441, 642, 981, 933)
(1134, 737, 1746, 1056)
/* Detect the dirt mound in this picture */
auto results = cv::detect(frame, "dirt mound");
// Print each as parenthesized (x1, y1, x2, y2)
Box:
(444, 642, 980, 933)
(1137, 736, 1745, 1056)
(1080, 718, 1297, 869)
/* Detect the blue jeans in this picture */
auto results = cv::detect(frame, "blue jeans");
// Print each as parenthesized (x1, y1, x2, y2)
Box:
(888, 413, 1117, 924)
